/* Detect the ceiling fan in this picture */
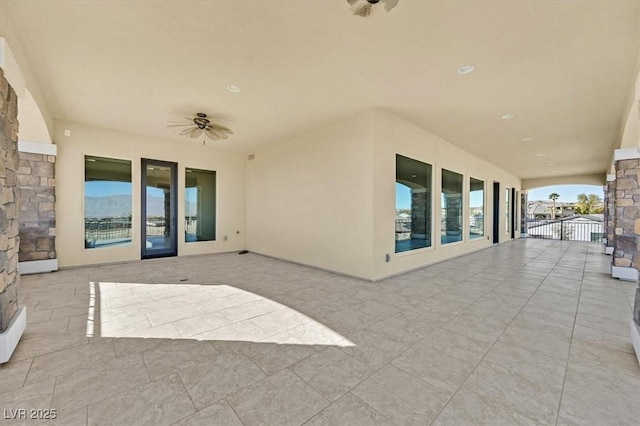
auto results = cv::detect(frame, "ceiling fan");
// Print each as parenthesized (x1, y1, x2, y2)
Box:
(167, 113, 233, 141)
(347, 0, 399, 17)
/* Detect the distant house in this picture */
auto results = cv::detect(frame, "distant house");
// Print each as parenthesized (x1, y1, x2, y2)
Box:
(527, 200, 576, 220)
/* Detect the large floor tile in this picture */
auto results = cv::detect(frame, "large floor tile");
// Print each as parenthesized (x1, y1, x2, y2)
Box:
(141, 339, 218, 379)
(87, 374, 195, 426)
(26, 339, 115, 385)
(172, 400, 243, 426)
(52, 353, 150, 412)
(351, 364, 449, 425)
(462, 360, 562, 424)
(241, 341, 317, 375)
(178, 353, 266, 409)
(227, 369, 329, 426)
(391, 341, 475, 394)
(291, 347, 372, 401)
(306, 392, 393, 426)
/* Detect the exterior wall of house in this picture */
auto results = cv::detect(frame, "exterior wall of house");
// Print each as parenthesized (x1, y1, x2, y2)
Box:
(246, 111, 376, 279)
(247, 109, 522, 281)
(371, 109, 521, 280)
(53, 120, 247, 267)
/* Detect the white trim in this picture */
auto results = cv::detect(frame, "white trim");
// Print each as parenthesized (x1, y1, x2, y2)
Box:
(631, 319, 640, 366)
(614, 147, 640, 162)
(604, 246, 614, 255)
(18, 140, 57, 156)
(611, 265, 638, 282)
(18, 259, 58, 275)
(0, 306, 26, 364)
(606, 174, 616, 182)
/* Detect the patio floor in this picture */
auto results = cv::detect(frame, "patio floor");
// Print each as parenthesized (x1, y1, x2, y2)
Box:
(1, 239, 638, 425)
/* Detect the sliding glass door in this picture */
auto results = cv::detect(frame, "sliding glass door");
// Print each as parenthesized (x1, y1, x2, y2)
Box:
(141, 159, 177, 259)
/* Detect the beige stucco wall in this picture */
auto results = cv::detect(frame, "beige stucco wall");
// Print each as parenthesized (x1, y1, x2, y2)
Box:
(246, 109, 521, 281)
(246, 111, 376, 279)
(371, 109, 521, 280)
(54, 120, 246, 267)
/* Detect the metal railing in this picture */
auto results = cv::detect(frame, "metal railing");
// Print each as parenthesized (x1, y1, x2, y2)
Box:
(85, 217, 132, 247)
(525, 215, 604, 242)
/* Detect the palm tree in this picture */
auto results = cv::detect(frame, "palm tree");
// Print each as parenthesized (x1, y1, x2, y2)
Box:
(549, 192, 560, 219)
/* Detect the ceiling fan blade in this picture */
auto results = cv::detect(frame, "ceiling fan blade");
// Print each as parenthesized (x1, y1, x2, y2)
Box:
(346, 0, 359, 5)
(166, 124, 192, 128)
(179, 127, 194, 135)
(204, 128, 223, 140)
(190, 128, 203, 139)
(207, 123, 233, 134)
(353, 3, 372, 17)
(384, 0, 399, 12)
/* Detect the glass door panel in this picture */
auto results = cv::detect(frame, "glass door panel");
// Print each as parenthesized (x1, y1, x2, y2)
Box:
(141, 159, 177, 258)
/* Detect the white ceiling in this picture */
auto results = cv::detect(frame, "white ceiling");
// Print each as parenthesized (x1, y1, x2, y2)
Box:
(3, 0, 639, 180)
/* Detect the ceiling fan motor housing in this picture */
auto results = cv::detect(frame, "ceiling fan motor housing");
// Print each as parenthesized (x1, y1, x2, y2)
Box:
(193, 113, 210, 129)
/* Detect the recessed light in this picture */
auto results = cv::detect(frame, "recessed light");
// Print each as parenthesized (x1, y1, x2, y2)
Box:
(412, 174, 417, 178)
(501, 113, 515, 120)
(226, 85, 240, 93)
(536, 153, 545, 157)
(522, 137, 533, 142)
(457, 65, 475, 75)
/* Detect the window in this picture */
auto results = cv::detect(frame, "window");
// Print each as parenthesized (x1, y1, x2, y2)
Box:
(185, 168, 216, 242)
(395, 154, 432, 253)
(505, 188, 510, 234)
(441, 169, 463, 244)
(84, 156, 132, 249)
(469, 178, 484, 239)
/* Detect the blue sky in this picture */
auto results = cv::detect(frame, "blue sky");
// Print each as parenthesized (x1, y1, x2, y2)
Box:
(527, 185, 604, 202)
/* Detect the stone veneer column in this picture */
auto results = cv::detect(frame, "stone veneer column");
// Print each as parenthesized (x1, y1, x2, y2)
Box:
(604, 174, 616, 255)
(611, 150, 640, 281)
(16, 141, 57, 274)
(0, 67, 26, 363)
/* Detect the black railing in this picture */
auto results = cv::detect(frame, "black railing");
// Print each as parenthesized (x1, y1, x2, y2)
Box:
(525, 215, 604, 242)
(85, 217, 132, 247)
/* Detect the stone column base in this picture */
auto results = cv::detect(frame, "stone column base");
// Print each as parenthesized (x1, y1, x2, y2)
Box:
(611, 265, 638, 281)
(18, 259, 58, 275)
(631, 319, 640, 366)
(0, 306, 26, 363)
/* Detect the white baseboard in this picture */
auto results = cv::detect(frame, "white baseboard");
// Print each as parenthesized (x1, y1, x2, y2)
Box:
(0, 306, 26, 364)
(631, 319, 640, 366)
(604, 246, 614, 255)
(18, 259, 58, 275)
(611, 266, 638, 282)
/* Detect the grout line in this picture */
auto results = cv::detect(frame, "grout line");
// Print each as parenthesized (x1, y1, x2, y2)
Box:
(428, 240, 568, 425)
(553, 245, 588, 425)
(224, 397, 247, 426)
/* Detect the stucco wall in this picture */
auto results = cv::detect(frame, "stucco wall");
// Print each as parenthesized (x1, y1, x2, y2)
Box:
(246, 111, 375, 279)
(371, 109, 521, 280)
(53, 120, 246, 267)
(246, 109, 521, 281)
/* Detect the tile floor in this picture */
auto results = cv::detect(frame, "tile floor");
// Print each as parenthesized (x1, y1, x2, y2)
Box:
(1, 239, 639, 425)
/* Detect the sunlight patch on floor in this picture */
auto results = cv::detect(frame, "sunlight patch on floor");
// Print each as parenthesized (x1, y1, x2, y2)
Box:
(86, 281, 354, 347)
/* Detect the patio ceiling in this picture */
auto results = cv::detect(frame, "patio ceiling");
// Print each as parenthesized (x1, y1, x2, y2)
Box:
(2, 0, 639, 180)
